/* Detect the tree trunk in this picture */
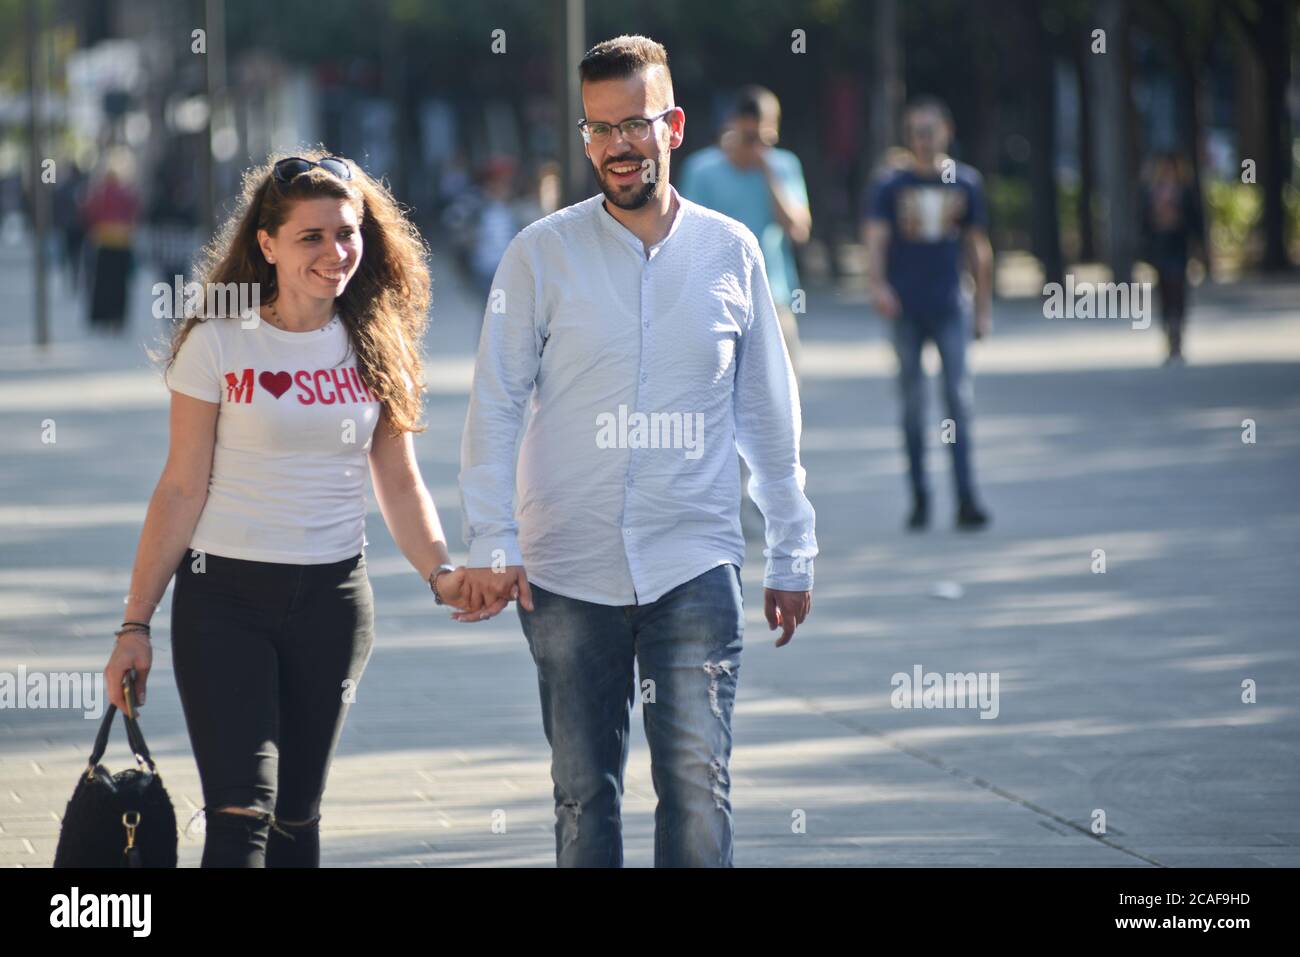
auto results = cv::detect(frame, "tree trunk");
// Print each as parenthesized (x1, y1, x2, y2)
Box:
(381, 2, 409, 203)
(554, 0, 587, 208)
(1020, 1, 1063, 284)
(1257, 0, 1293, 271)
(1180, 61, 1208, 260)
(1073, 36, 1096, 262)
(867, 0, 903, 174)
(1088, 0, 1137, 282)
(970, 10, 1001, 182)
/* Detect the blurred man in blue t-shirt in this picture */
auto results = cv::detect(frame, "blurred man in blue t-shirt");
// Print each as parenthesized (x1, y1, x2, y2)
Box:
(863, 96, 994, 531)
(679, 85, 811, 379)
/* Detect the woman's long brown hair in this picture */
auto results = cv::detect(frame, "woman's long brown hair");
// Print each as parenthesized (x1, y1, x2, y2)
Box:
(158, 148, 430, 436)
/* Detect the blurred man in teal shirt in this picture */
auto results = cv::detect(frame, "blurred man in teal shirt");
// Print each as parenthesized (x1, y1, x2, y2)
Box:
(680, 85, 811, 379)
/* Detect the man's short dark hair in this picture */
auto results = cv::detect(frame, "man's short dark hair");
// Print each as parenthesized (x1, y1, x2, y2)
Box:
(903, 95, 954, 130)
(578, 34, 671, 85)
(732, 85, 781, 129)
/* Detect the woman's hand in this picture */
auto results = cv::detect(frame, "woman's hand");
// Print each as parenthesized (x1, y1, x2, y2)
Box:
(105, 633, 152, 712)
(433, 566, 469, 609)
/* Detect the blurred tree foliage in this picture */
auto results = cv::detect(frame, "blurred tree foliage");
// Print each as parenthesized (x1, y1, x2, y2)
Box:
(1, 0, 1294, 269)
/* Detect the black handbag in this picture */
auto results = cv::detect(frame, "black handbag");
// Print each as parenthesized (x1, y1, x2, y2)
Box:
(53, 674, 178, 868)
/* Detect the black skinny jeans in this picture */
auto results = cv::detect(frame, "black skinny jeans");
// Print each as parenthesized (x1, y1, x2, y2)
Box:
(170, 549, 374, 867)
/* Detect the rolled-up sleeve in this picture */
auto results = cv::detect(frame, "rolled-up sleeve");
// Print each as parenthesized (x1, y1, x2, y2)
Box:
(458, 233, 543, 568)
(733, 239, 818, 591)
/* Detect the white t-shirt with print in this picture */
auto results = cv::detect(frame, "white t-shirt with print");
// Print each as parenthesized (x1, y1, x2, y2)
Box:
(163, 312, 387, 564)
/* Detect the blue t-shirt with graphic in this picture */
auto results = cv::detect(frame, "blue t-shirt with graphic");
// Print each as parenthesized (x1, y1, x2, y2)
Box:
(865, 162, 988, 323)
(679, 145, 807, 308)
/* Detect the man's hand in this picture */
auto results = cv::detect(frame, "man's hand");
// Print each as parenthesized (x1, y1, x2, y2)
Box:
(974, 307, 992, 340)
(453, 565, 534, 622)
(871, 283, 902, 321)
(720, 128, 764, 169)
(765, 588, 812, 647)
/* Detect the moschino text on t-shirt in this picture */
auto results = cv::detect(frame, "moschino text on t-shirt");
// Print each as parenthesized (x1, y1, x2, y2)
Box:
(163, 313, 393, 564)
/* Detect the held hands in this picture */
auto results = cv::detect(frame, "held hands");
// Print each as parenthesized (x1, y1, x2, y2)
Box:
(765, 588, 812, 647)
(440, 568, 808, 640)
(444, 565, 534, 623)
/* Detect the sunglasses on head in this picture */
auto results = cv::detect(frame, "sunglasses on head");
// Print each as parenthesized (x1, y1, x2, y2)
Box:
(272, 156, 353, 185)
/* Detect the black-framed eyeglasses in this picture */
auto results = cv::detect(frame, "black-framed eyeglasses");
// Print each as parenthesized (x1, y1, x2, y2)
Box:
(272, 156, 353, 185)
(578, 108, 675, 145)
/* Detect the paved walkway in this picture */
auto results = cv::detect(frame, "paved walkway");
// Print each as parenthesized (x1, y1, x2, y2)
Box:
(1, 242, 1298, 866)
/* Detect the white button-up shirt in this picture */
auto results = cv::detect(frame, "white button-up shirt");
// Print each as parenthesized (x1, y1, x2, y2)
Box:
(459, 187, 817, 606)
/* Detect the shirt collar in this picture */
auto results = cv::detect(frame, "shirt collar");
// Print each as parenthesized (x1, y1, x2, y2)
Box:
(595, 185, 688, 259)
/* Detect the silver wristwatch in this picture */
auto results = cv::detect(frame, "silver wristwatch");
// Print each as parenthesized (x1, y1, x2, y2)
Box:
(428, 564, 457, 605)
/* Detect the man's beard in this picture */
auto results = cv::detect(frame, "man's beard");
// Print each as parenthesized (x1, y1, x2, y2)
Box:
(597, 149, 666, 210)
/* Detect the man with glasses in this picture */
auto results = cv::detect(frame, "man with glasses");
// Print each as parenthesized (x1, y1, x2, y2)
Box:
(458, 34, 817, 867)
(862, 96, 994, 532)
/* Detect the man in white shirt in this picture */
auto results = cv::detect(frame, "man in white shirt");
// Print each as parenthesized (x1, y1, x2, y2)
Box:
(458, 34, 817, 867)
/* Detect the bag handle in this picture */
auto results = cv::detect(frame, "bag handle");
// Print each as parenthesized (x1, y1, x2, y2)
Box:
(87, 674, 157, 773)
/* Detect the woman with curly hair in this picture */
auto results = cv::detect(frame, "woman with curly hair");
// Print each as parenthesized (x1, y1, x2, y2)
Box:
(103, 150, 471, 866)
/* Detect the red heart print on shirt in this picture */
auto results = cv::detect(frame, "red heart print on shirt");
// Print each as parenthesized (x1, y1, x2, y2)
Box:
(258, 371, 293, 399)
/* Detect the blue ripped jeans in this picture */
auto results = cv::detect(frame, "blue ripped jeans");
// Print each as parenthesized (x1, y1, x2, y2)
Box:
(517, 563, 744, 867)
(892, 312, 979, 503)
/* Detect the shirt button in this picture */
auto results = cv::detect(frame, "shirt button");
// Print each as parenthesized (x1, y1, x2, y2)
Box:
(624, 529, 631, 536)
(640, 373, 647, 383)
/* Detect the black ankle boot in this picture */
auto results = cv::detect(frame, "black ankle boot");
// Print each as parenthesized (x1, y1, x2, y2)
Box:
(906, 494, 929, 531)
(956, 498, 990, 530)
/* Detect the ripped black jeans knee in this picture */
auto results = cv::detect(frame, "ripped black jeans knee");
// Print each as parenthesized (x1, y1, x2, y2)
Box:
(199, 809, 322, 868)
(267, 814, 321, 868)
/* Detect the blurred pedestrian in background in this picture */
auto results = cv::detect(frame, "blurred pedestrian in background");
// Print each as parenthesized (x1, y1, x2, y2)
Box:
(1141, 151, 1204, 366)
(82, 151, 139, 334)
(470, 155, 524, 301)
(679, 84, 810, 380)
(680, 85, 813, 537)
(862, 96, 993, 532)
(52, 157, 88, 294)
(148, 151, 202, 295)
